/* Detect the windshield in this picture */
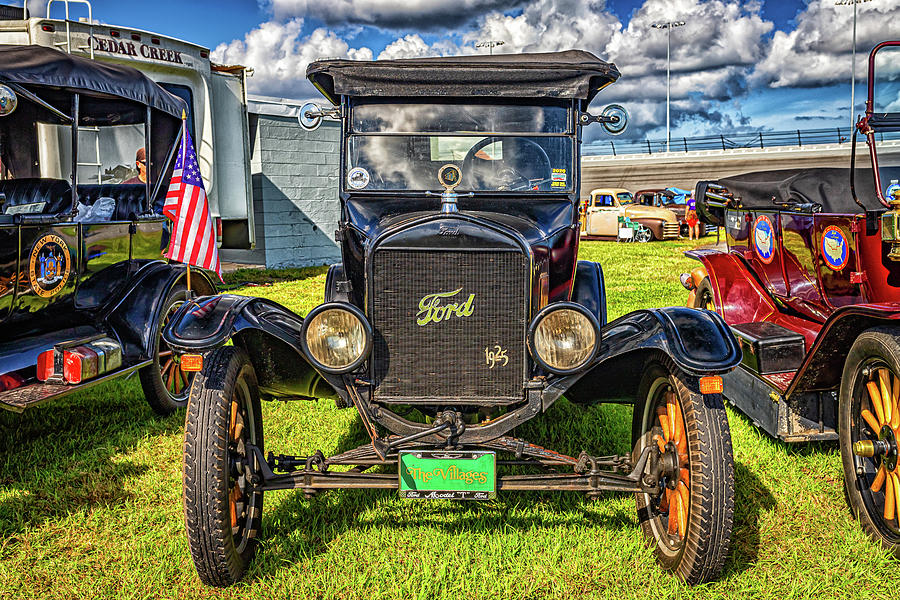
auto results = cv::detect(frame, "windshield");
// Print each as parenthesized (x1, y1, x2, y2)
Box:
(0, 93, 148, 215)
(617, 192, 633, 204)
(872, 45, 900, 202)
(346, 100, 574, 192)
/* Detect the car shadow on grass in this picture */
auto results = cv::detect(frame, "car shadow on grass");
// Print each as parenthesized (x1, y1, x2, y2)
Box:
(0, 378, 184, 536)
(721, 461, 777, 577)
(246, 400, 642, 582)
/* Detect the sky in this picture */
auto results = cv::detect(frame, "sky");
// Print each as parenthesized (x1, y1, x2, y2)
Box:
(18, 0, 900, 143)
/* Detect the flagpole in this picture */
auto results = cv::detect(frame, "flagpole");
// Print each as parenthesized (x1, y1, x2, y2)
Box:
(181, 109, 191, 295)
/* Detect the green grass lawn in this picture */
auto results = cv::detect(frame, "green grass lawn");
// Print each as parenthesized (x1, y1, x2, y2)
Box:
(0, 237, 895, 599)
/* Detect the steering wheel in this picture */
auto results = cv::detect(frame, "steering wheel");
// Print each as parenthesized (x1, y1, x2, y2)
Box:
(461, 136, 552, 191)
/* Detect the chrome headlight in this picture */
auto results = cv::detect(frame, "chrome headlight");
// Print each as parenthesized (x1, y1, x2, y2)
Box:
(528, 303, 600, 374)
(300, 303, 372, 373)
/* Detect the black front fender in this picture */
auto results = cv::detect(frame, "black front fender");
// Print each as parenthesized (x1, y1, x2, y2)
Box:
(162, 294, 341, 401)
(549, 306, 741, 406)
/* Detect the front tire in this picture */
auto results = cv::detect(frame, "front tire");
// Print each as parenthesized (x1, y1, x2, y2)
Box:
(635, 226, 652, 243)
(632, 360, 734, 584)
(139, 285, 193, 415)
(839, 328, 900, 555)
(183, 347, 264, 587)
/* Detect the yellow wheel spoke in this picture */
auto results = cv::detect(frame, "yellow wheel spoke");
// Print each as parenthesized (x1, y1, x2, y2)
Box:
(862, 409, 882, 434)
(868, 380, 886, 425)
(668, 493, 678, 535)
(229, 400, 238, 440)
(872, 465, 887, 493)
(892, 373, 900, 430)
(885, 472, 896, 522)
(676, 483, 688, 538)
(657, 407, 670, 442)
(879, 369, 893, 425)
(666, 392, 677, 446)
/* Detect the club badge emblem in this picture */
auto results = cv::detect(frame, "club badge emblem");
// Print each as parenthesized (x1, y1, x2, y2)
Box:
(29, 234, 71, 298)
(753, 214, 775, 264)
(821, 225, 849, 271)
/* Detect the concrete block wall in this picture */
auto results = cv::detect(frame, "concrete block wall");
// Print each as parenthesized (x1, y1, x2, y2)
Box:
(249, 115, 342, 269)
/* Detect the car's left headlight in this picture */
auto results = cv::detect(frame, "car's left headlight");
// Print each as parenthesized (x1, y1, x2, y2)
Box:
(300, 302, 372, 373)
(528, 303, 600, 374)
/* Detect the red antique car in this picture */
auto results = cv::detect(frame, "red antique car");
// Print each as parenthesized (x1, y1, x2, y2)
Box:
(681, 41, 900, 553)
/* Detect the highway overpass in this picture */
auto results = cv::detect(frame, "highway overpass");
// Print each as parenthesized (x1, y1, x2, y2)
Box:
(580, 140, 900, 197)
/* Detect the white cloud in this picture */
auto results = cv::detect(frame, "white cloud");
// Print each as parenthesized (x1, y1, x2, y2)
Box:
(214, 0, 792, 137)
(751, 0, 900, 88)
(212, 19, 373, 97)
(377, 34, 435, 60)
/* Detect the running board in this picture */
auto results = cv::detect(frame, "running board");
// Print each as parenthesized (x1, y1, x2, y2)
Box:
(0, 361, 150, 412)
(723, 364, 838, 442)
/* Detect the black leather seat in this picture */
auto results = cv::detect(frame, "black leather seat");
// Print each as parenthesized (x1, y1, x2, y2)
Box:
(0, 178, 72, 214)
(76, 184, 147, 221)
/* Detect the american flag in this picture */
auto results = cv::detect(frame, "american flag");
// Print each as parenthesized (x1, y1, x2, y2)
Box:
(163, 125, 221, 280)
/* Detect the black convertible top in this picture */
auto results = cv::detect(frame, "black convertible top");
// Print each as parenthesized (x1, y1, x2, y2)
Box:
(0, 45, 186, 118)
(696, 168, 898, 215)
(306, 50, 620, 105)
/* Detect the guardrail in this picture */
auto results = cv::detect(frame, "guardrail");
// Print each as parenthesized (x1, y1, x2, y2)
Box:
(584, 128, 900, 157)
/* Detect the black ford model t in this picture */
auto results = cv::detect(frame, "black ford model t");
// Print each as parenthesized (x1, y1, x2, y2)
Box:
(0, 45, 215, 415)
(164, 51, 742, 586)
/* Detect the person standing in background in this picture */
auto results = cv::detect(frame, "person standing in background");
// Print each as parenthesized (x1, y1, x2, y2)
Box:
(685, 194, 699, 240)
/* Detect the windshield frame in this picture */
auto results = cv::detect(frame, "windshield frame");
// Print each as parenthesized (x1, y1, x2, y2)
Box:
(864, 40, 900, 206)
(342, 97, 579, 196)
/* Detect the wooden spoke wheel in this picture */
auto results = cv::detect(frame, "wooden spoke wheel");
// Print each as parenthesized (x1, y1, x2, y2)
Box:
(183, 347, 264, 587)
(840, 329, 900, 553)
(139, 286, 194, 415)
(632, 360, 734, 584)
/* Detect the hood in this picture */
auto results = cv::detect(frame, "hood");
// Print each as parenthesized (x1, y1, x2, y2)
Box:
(344, 196, 576, 247)
(624, 205, 677, 223)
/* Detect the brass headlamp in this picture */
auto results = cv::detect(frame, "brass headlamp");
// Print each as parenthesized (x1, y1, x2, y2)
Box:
(882, 189, 900, 261)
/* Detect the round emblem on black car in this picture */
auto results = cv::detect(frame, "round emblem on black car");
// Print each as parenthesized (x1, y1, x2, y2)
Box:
(438, 164, 462, 190)
(29, 234, 71, 298)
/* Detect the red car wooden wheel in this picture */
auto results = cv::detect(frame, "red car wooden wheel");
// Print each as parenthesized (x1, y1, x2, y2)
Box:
(841, 330, 900, 554)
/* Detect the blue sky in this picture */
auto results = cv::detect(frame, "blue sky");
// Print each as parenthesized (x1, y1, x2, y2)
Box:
(27, 0, 899, 142)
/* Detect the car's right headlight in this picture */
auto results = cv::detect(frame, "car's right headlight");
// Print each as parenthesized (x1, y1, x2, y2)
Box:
(528, 303, 600, 374)
(300, 302, 372, 373)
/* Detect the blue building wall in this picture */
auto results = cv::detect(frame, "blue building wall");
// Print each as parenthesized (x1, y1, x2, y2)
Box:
(224, 106, 342, 269)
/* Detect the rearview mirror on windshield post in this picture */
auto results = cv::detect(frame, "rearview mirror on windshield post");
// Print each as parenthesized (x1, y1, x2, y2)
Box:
(578, 103, 628, 135)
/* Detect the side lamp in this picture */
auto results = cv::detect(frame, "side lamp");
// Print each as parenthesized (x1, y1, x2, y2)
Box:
(882, 189, 900, 261)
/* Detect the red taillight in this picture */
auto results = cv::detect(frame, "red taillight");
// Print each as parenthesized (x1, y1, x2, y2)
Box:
(699, 375, 724, 395)
(110, 29, 120, 38)
(131, 33, 141, 41)
(200, 50, 209, 59)
(41, 24, 54, 32)
(215, 217, 222, 239)
(151, 37, 160, 45)
(180, 354, 203, 372)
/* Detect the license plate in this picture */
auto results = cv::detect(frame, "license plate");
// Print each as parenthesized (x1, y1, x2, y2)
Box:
(398, 450, 496, 500)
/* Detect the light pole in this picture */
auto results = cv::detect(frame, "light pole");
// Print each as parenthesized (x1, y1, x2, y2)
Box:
(835, 0, 873, 134)
(651, 21, 685, 152)
(475, 40, 505, 55)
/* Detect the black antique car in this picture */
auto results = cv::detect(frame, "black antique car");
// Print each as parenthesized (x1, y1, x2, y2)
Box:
(0, 45, 215, 415)
(164, 51, 742, 586)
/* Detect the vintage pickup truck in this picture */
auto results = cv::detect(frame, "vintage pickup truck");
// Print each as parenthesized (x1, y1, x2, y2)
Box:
(582, 187, 680, 241)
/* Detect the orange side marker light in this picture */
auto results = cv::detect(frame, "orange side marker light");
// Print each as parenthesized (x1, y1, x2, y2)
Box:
(180, 354, 204, 372)
(699, 375, 724, 395)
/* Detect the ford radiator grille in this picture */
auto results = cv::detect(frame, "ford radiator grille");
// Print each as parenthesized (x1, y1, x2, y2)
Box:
(371, 249, 528, 403)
